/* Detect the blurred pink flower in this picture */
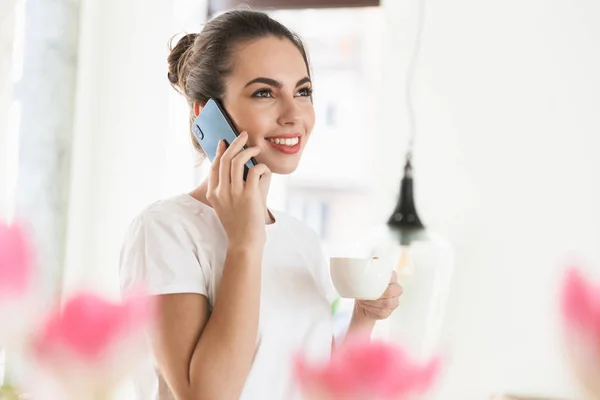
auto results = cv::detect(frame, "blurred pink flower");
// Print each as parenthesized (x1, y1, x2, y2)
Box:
(560, 267, 600, 399)
(31, 289, 156, 398)
(0, 221, 33, 297)
(1, 218, 157, 398)
(294, 335, 441, 400)
(0, 220, 39, 349)
(561, 267, 600, 339)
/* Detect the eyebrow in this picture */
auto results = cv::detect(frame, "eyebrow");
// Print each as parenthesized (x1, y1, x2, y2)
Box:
(244, 76, 312, 88)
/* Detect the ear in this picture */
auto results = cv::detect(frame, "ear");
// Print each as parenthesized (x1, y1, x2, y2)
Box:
(193, 101, 203, 118)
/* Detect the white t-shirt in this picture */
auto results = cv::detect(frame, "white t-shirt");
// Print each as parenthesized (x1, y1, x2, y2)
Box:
(119, 193, 336, 400)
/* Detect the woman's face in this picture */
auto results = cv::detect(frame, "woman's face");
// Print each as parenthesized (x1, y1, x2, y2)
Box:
(220, 36, 315, 175)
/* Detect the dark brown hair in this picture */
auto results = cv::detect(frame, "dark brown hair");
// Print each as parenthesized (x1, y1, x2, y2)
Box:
(167, 9, 311, 154)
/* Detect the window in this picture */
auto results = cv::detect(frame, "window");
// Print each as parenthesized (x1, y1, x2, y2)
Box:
(266, 7, 384, 254)
(209, 0, 380, 16)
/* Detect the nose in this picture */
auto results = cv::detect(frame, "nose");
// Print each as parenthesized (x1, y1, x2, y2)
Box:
(276, 97, 302, 126)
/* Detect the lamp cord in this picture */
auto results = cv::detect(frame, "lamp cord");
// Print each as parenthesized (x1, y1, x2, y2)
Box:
(405, 0, 427, 162)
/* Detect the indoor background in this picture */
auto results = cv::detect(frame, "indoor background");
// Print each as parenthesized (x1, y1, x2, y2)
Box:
(1, 0, 599, 398)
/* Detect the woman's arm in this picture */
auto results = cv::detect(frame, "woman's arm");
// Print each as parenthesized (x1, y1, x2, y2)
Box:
(346, 304, 377, 336)
(150, 134, 272, 400)
(151, 246, 263, 400)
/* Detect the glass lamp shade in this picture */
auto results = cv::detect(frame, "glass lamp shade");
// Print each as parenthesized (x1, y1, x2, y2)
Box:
(368, 226, 453, 360)
(367, 160, 454, 361)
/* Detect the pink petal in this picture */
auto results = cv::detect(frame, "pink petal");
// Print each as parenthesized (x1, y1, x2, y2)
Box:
(294, 336, 441, 399)
(390, 355, 441, 397)
(0, 221, 33, 296)
(561, 267, 600, 399)
(35, 289, 155, 362)
(561, 267, 600, 338)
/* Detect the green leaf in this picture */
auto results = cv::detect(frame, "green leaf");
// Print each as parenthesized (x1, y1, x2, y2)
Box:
(331, 296, 341, 316)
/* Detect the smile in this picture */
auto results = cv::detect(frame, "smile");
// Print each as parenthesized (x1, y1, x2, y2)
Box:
(266, 137, 299, 146)
(264, 135, 302, 155)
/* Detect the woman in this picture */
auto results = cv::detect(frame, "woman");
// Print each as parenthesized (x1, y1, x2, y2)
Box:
(119, 9, 403, 400)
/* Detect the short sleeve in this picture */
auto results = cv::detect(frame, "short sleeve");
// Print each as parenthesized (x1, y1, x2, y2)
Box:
(119, 212, 210, 297)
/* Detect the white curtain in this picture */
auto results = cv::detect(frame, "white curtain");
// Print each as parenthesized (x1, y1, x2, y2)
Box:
(61, 0, 208, 298)
(0, 0, 18, 220)
(0, 0, 18, 385)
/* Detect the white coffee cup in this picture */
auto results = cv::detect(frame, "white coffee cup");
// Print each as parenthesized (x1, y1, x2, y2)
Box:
(330, 257, 393, 300)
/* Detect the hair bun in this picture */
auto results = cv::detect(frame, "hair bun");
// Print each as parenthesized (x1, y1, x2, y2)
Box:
(167, 33, 198, 92)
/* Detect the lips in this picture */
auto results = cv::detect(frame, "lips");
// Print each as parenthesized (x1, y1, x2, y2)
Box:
(264, 134, 302, 155)
(264, 133, 302, 139)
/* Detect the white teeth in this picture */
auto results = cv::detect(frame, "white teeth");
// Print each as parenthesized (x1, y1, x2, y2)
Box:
(267, 137, 299, 146)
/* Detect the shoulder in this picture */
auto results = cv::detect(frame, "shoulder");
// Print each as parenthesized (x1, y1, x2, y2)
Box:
(125, 194, 219, 237)
(119, 194, 217, 296)
(120, 194, 227, 264)
(136, 194, 203, 223)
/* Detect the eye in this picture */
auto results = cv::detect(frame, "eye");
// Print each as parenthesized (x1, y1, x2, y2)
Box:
(252, 88, 273, 98)
(296, 87, 313, 97)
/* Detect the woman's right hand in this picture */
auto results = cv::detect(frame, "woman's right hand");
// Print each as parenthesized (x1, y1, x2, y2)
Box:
(206, 131, 271, 251)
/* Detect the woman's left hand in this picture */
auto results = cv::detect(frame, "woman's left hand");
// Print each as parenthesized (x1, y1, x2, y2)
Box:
(354, 271, 403, 320)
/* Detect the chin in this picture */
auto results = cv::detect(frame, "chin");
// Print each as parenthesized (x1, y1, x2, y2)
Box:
(266, 160, 300, 175)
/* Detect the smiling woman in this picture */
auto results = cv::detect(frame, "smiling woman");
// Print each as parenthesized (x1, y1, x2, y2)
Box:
(119, 9, 401, 400)
(167, 13, 314, 175)
(189, 35, 315, 175)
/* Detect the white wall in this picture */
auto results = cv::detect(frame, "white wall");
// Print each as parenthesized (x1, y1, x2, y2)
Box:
(379, 0, 600, 398)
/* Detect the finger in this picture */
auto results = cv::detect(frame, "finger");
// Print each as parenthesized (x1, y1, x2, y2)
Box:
(219, 132, 248, 187)
(364, 307, 391, 318)
(379, 282, 403, 299)
(359, 303, 395, 318)
(258, 162, 272, 189)
(390, 270, 398, 283)
(208, 140, 226, 193)
(357, 301, 386, 310)
(359, 296, 400, 310)
(231, 147, 261, 194)
(245, 163, 271, 192)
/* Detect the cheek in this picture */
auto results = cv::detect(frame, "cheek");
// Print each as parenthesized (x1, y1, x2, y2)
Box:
(303, 105, 316, 133)
(226, 102, 272, 137)
(243, 112, 273, 141)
